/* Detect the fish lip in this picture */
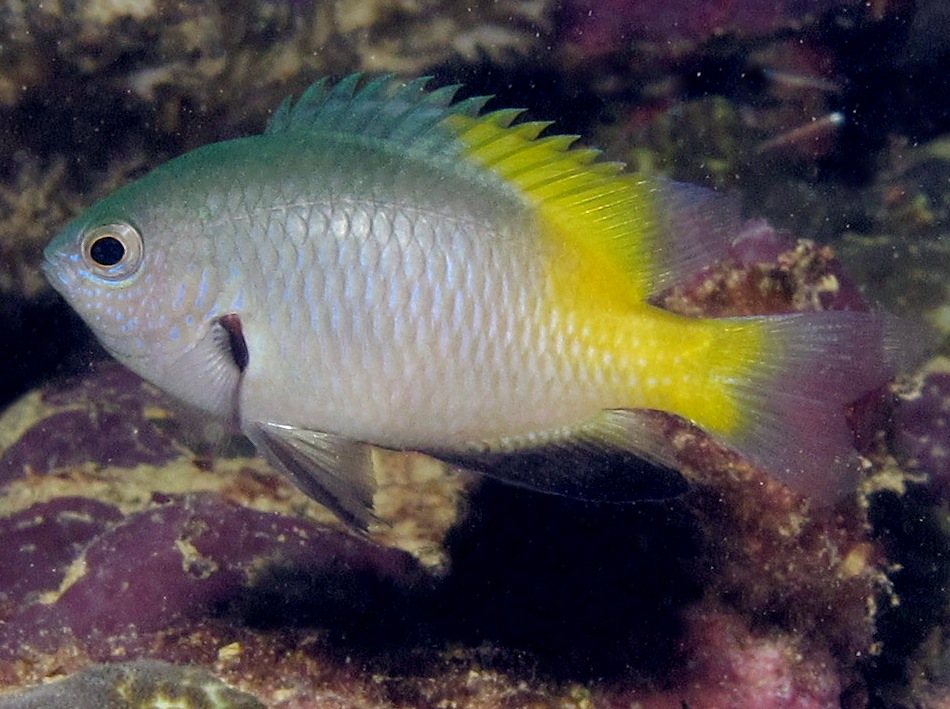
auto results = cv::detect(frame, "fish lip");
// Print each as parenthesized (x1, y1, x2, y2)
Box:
(39, 255, 57, 285)
(40, 249, 72, 294)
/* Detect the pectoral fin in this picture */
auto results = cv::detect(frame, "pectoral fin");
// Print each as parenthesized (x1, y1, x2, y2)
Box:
(248, 421, 378, 531)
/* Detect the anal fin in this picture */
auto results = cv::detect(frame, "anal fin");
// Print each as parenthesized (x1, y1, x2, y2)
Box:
(425, 409, 688, 503)
(249, 421, 379, 532)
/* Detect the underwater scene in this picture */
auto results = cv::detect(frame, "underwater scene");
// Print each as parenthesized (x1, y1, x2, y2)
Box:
(1, 1, 950, 707)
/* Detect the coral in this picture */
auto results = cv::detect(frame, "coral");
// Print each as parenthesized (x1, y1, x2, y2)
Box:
(606, 606, 843, 708)
(0, 493, 426, 658)
(0, 366, 183, 484)
(573, 0, 950, 258)
(0, 149, 149, 407)
(657, 220, 870, 317)
(837, 136, 950, 333)
(0, 498, 122, 616)
(864, 487, 950, 708)
(673, 608, 842, 709)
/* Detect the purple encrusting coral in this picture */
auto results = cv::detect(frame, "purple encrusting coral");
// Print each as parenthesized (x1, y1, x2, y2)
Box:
(0, 493, 425, 658)
(0, 366, 182, 484)
(0, 498, 122, 613)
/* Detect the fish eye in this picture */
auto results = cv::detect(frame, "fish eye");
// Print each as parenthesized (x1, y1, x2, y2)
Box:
(80, 222, 143, 281)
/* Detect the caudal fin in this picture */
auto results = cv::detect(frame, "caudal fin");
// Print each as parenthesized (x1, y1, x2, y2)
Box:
(701, 311, 900, 504)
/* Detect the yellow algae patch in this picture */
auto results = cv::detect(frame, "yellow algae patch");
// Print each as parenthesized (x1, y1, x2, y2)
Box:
(39, 554, 88, 605)
(216, 641, 243, 665)
(0, 388, 62, 452)
(175, 526, 219, 580)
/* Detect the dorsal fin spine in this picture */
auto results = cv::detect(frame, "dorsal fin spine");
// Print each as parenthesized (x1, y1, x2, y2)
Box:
(263, 74, 489, 159)
(467, 126, 553, 167)
(296, 77, 330, 105)
(491, 137, 580, 174)
(528, 168, 624, 202)
(451, 109, 523, 147)
(339, 75, 394, 132)
(267, 97, 292, 132)
(446, 95, 492, 117)
(524, 170, 592, 196)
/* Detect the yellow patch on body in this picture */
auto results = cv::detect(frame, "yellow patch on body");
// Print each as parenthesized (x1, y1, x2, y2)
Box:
(444, 110, 761, 440)
(557, 299, 761, 439)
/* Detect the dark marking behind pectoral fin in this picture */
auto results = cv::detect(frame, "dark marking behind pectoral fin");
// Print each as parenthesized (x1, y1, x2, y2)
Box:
(425, 409, 688, 503)
(249, 421, 378, 531)
(216, 314, 248, 372)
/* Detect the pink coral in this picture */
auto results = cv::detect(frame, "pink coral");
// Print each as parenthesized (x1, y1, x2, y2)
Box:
(612, 607, 842, 709)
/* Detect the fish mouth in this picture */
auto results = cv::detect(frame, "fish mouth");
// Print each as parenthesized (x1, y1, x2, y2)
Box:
(40, 257, 63, 292)
(40, 249, 73, 294)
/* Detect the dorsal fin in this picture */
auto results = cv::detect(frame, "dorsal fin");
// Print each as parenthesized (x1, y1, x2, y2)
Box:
(265, 73, 489, 160)
(443, 111, 741, 302)
(266, 75, 738, 300)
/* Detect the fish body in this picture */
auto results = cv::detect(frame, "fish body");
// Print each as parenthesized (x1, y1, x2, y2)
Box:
(44, 75, 894, 527)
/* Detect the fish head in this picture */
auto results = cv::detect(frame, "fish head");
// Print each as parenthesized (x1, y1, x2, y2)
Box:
(43, 179, 244, 422)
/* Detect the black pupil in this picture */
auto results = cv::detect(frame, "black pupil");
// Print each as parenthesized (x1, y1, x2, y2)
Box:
(90, 236, 126, 267)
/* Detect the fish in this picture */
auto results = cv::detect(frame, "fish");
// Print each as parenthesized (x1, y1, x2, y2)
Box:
(43, 74, 897, 529)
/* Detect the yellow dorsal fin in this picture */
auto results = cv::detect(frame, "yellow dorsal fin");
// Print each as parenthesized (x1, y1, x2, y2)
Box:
(444, 110, 660, 305)
(444, 110, 741, 308)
